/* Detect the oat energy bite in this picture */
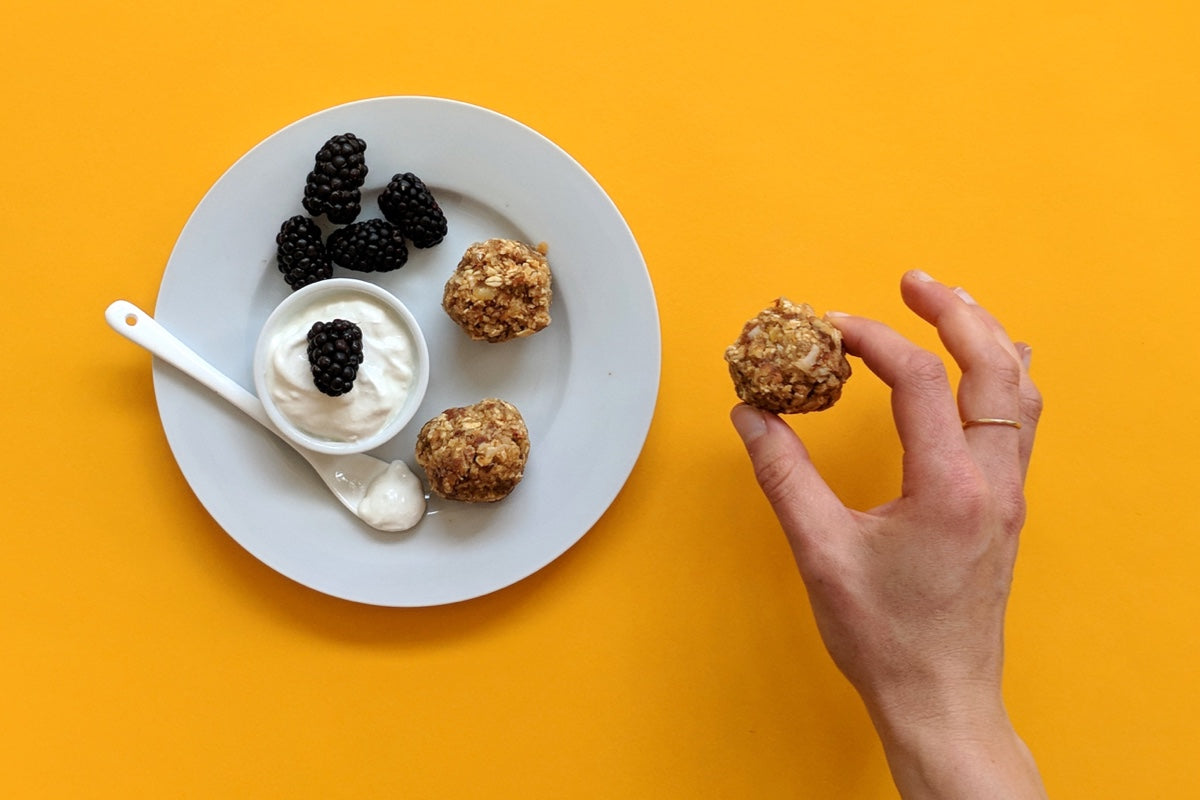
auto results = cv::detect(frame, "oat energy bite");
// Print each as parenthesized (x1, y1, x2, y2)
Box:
(415, 398, 530, 502)
(725, 297, 852, 414)
(443, 239, 552, 343)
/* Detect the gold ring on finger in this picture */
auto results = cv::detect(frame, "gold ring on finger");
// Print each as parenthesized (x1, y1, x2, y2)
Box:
(962, 417, 1022, 430)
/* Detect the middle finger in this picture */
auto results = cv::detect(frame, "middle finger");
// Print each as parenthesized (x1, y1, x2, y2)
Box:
(899, 272, 1024, 486)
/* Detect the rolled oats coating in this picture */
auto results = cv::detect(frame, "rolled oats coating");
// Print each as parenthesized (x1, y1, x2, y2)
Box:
(725, 297, 852, 414)
(414, 398, 530, 502)
(442, 238, 552, 343)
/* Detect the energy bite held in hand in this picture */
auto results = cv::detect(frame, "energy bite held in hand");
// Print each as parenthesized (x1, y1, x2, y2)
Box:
(415, 398, 530, 502)
(725, 297, 851, 414)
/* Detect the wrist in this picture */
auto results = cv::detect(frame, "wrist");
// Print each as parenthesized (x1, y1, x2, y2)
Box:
(865, 687, 1047, 799)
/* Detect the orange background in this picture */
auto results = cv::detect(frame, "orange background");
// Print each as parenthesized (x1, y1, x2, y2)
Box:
(5, 1, 1198, 797)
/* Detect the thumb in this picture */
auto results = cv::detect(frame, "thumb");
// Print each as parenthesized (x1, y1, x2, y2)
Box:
(730, 405, 847, 555)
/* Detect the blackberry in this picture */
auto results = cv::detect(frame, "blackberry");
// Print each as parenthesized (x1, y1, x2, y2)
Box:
(326, 218, 409, 273)
(379, 172, 448, 248)
(302, 133, 368, 224)
(275, 215, 332, 290)
(306, 319, 364, 397)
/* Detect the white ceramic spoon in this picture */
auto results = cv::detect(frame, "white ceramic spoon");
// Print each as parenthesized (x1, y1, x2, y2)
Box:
(105, 300, 425, 531)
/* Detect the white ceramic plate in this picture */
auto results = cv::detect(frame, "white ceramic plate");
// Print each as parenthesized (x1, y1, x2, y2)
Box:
(153, 97, 660, 606)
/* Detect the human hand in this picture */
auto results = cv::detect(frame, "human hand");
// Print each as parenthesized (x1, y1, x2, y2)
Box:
(731, 271, 1046, 799)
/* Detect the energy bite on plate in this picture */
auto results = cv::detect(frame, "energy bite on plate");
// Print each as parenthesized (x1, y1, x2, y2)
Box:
(443, 238, 552, 343)
(724, 297, 851, 414)
(414, 398, 530, 502)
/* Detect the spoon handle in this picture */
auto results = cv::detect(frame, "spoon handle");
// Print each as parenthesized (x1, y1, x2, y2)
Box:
(105, 300, 271, 428)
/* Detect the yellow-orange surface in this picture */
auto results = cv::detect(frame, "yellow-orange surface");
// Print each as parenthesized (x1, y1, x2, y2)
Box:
(5, 1, 1198, 797)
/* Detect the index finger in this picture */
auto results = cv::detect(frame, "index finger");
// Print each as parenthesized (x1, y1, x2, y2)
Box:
(830, 312, 969, 496)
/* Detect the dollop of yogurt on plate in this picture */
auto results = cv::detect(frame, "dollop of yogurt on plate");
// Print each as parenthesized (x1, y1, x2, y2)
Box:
(357, 460, 427, 532)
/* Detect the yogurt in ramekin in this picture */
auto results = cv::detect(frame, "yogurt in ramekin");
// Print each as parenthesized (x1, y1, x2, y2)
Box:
(253, 279, 429, 454)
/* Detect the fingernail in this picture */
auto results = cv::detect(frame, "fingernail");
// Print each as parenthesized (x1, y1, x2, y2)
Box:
(1019, 344, 1032, 369)
(824, 310, 850, 318)
(909, 269, 936, 282)
(953, 286, 978, 305)
(730, 405, 768, 445)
